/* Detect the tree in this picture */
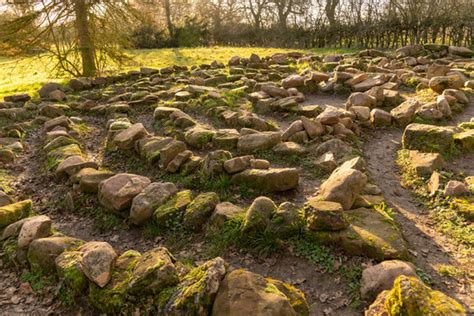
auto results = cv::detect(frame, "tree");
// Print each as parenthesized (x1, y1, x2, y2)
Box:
(0, 0, 140, 77)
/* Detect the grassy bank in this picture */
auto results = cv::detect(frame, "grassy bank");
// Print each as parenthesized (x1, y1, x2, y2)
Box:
(0, 46, 356, 100)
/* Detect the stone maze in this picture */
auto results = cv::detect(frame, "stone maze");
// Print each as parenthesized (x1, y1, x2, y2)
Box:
(0, 44, 473, 314)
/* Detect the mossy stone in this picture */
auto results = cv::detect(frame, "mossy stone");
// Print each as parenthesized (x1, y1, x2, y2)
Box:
(55, 251, 88, 294)
(0, 200, 32, 228)
(88, 250, 142, 313)
(46, 144, 83, 170)
(182, 192, 219, 231)
(154, 190, 193, 228)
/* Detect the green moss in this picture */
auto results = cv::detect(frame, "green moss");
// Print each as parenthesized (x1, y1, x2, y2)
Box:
(384, 275, 465, 315)
(56, 251, 88, 294)
(0, 199, 32, 228)
(45, 144, 83, 171)
(153, 190, 192, 229)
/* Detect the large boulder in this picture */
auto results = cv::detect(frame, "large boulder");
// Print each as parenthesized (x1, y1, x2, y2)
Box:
(212, 269, 309, 316)
(160, 257, 227, 315)
(318, 168, 367, 210)
(130, 182, 178, 225)
(402, 123, 455, 153)
(98, 173, 151, 213)
(231, 168, 299, 192)
(361, 260, 418, 301)
(366, 276, 464, 315)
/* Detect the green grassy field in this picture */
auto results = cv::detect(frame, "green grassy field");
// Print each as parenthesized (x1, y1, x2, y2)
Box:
(0, 46, 356, 100)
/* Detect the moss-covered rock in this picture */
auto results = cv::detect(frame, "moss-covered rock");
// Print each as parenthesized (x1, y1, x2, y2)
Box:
(211, 269, 309, 316)
(43, 136, 79, 152)
(184, 126, 216, 149)
(0, 200, 32, 228)
(160, 257, 227, 314)
(28, 236, 84, 274)
(55, 251, 88, 294)
(454, 129, 474, 152)
(402, 123, 455, 153)
(46, 144, 83, 170)
(89, 250, 142, 313)
(231, 168, 299, 192)
(153, 190, 193, 228)
(366, 275, 465, 315)
(242, 196, 277, 235)
(267, 202, 303, 237)
(308, 208, 408, 260)
(127, 247, 179, 295)
(182, 192, 219, 231)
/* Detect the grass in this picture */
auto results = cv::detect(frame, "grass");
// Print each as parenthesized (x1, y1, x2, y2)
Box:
(0, 46, 356, 100)
(19, 271, 56, 292)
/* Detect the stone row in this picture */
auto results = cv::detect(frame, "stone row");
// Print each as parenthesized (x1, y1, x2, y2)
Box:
(0, 200, 310, 315)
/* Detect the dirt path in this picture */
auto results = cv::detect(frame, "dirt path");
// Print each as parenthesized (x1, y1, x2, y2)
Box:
(363, 126, 473, 311)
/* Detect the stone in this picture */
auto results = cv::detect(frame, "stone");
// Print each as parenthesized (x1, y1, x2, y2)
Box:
(27, 236, 84, 274)
(312, 138, 354, 161)
(390, 99, 420, 126)
(281, 120, 304, 141)
(282, 74, 306, 89)
(242, 196, 277, 234)
(159, 140, 186, 168)
(454, 130, 474, 151)
(416, 102, 443, 120)
(128, 247, 179, 294)
(261, 84, 289, 98)
(318, 168, 367, 210)
(0, 200, 32, 228)
(0, 191, 13, 207)
(130, 182, 178, 225)
(428, 171, 441, 196)
(223, 155, 253, 174)
(0, 149, 15, 163)
(408, 150, 445, 176)
(250, 159, 270, 169)
(43, 135, 78, 152)
(443, 89, 469, 105)
(232, 168, 299, 192)
(304, 200, 347, 231)
(113, 123, 149, 150)
(166, 150, 193, 173)
(202, 150, 233, 176)
(351, 106, 371, 121)
(444, 180, 470, 197)
(161, 257, 227, 315)
(361, 260, 418, 301)
(183, 192, 220, 231)
(268, 202, 302, 237)
(213, 129, 240, 149)
(366, 276, 464, 315)
(184, 126, 216, 149)
(448, 46, 474, 57)
(212, 269, 309, 316)
(273, 142, 307, 156)
(346, 92, 376, 109)
(153, 190, 193, 228)
(79, 241, 117, 288)
(370, 108, 391, 127)
(301, 116, 324, 139)
(78, 169, 115, 193)
(55, 251, 88, 294)
(402, 123, 455, 153)
(429, 76, 464, 93)
(309, 208, 408, 260)
(17, 215, 52, 249)
(314, 152, 338, 173)
(55, 155, 98, 177)
(44, 116, 70, 131)
(38, 82, 65, 98)
(98, 173, 151, 213)
(210, 202, 244, 228)
(237, 132, 281, 152)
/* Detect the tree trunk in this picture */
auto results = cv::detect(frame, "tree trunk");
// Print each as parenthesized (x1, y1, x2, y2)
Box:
(74, 0, 96, 77)
(164, 0, 174, 38)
